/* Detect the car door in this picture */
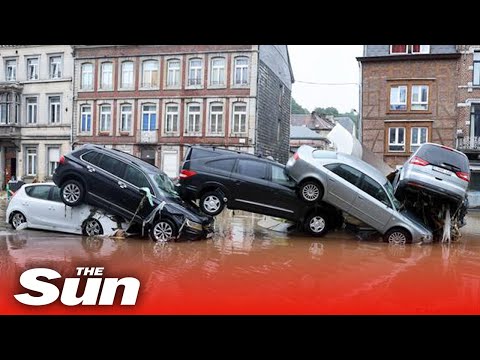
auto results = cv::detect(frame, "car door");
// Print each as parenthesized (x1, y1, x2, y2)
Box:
(230, 159, 274, 215)
(23, 185, 53, 228)
(350, 174, 395, 232)
(46, 186, 78, 233)
(121, 164, 157, 220)
(323, 163, 362, 212)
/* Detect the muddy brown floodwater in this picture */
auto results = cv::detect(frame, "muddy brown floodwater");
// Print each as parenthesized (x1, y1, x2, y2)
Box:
(1, 197, 480, 314)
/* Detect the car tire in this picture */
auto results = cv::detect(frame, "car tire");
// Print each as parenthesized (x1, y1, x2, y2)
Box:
(150, 218, 178, 242)
(11, 212, 27, 229)
(61, 179, 85, 207)
(200, 191, 225, 216)
(299, 181, 324, 202)
(82, 218, 104, 236)
(304, 212, 329, 237)
(383, 227, 412, 245)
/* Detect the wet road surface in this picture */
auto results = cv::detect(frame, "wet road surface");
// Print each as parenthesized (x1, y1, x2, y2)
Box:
(1, 198, 480, 314)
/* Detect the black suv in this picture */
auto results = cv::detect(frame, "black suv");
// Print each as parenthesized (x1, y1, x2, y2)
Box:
(52, 144, 213, 242)
(178, 146, 342, 236)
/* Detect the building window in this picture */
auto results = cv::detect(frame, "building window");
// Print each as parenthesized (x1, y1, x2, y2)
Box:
(99, 105, 112, 132)
(209, 103, 223, 134)
(186, 103, 201, 133)
(390, 45, 430, 54)
(410, 127, 428, 152)
(100, 62, 113, 90)
(234, 57, 249, 85)
(474, 52, 480, 87)
(48, 96, 61, 123)
(80, 105, 91, 133)
(27, 58, 39, 80)
(26, 97, 37, 124)
(120, 104, 132, 132)
(121, 61, 134, 88)
(389, 85, 407, 111)
(167, 59, 180, 87)
(210, 57, 225, 86)
(141, 104, 156, 131)
(49, 55, 62, 79)
(142, 60, 159, 88)
(6, 60, 16, 81)
(47, 147, 60, 177)
(411, 85, 429, 111)
(232, 102, 247, 134)
(165, 104, 178, 133)
(26, 148, 37, 176)
(388, 127, 405, 152)
(81, 63, 93, 90)
(15, 94, 20, 124)
(188, 59, 202, 86)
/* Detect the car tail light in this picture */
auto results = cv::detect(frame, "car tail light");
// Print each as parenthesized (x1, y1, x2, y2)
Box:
(179, 169, 197, 179)
(59, 155, 65, 165)
(409, 156, 429, 166)
(456, 171, 470, 182)
(293, 153, 300, 160)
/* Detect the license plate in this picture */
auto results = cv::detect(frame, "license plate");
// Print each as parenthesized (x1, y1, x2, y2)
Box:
(432, 166, 452, 176)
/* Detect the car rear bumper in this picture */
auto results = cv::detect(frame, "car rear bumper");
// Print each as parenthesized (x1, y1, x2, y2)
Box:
(398, 178, 465, 204)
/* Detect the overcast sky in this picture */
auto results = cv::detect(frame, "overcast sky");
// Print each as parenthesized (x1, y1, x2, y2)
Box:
(288, 45, 363, 114)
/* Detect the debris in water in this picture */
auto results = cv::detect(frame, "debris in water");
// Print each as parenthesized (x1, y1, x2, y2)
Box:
(441, 205, 451, 244)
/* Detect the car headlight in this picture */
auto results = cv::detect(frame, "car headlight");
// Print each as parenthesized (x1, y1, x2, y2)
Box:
(186, 219, 203, 231)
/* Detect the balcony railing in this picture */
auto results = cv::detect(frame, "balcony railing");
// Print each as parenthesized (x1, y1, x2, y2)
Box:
(458, 136, 480, 151)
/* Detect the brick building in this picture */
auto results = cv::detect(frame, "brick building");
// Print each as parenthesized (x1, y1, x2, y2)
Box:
(0, 45, 73, 189)
(72, 45, 294, 177)
(357, 45, 460, 169)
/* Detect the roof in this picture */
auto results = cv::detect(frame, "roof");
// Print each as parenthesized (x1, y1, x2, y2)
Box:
(290, 126, 326, 140)
(290, 112, 335, 131)
(334, 116, 355, 134)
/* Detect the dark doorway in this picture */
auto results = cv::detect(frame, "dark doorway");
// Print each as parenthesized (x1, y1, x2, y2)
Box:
(10, 158, 16, 179)
(141, 148, 156, 166)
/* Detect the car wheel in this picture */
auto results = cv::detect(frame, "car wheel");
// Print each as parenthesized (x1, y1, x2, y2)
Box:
(61, 179, 85, 207)
(150, 218, 177, 242)
(299, 181, 324, 202)
(200, 191, 225, 216)
(82, 218, 104, 236)
(305, 212, 329, 237)
(11, 212, 27, 229)
(383, 227, 412, 245)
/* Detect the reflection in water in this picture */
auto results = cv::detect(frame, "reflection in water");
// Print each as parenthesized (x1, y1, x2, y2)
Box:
(1, 207, 480, 314)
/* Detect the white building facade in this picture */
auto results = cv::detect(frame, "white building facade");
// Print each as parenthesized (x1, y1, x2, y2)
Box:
(0, 45, 73, 188)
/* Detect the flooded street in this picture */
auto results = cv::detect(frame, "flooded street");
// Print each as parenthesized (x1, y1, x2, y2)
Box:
(1, 197, 480, 314)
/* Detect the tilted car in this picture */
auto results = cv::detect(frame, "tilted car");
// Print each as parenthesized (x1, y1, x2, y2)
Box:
(178, 145, 343, 236)
(285, 145, 433, 244)
(52, 144, 214, 242)
(6, 183, 124, 236)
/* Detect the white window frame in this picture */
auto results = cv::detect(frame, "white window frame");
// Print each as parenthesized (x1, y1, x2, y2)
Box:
(99, 104, 112, 132)
(188, 58, 203, 86)
(141, 60, 159, 88)
(411, 85, 429, 111)
(49, 55, 62, 79)
(47, 147, 61, 177)
(210, 57, 225, 86)
(410, 127, 428, 152)
(390, 45, 430, 54)
(81, 63, 93, 90)
(120, 103, 132, 133)
(185, 102, 202, 135)
(232, 102, 247, 134)
(389, 85, 407, 111)
(120, 61, 134, 89)
(388, 127, 406, 152)
(166, 59, 181, 87)
(209, 102, 224, 135)
(141, 104, 157, 131)
(234, 56, 249, 86)
(6, 59, 17, 81)
(164, 104, 179, 134)
(48, 95, 61, 123)
(26, 97, 38, 124)
(80, 104, 92, 133)
(26, 57, 39, 80)
(25, 147, 37, 176)
(100, 62, 113, 90)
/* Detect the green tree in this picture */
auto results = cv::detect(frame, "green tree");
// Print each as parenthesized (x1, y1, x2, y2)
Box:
(291, 98, 309, 114)
(314, 107, 339, 117)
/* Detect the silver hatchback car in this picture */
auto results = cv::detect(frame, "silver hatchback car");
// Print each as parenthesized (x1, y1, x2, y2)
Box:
(285, 145, 433, 244)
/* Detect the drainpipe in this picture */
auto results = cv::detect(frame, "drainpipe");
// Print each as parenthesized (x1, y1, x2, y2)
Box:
(70, 47, 75, 149)
(358, 60, 363, 142)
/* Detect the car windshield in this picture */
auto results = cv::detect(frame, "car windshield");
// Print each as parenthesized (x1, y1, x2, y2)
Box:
(384, 181, 401, 210)
(150, 172, 180, 198)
